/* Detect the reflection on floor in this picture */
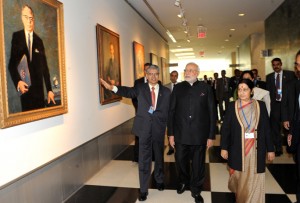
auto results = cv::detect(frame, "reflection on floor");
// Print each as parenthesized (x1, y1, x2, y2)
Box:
(66, 130, 297, 203)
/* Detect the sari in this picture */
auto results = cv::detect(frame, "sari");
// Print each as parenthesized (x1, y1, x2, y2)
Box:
(228, 99, 265, 203)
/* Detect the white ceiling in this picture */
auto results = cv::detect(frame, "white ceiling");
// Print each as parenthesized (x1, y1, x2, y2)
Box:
(125, 0, 284, 61)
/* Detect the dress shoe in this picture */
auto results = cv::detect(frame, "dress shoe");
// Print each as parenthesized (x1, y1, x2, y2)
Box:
(138, 192, 148, 201)
(192, 193, 204, 203)
(167, 149, 174, 155)
(275, 151, 283, 157)
(177, 183, 187, 194)
(156, 182, 165, 191)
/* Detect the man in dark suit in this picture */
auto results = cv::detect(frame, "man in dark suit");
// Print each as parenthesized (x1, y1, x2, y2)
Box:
(252, 68, 266, 89)
(229, 69, 240, 97)
(216, 69, 230, 121)
(168, 62, 216, 203)
(165, 70, 178, 155)
(282, 51, 300, 202)
(212, 72, 219, 121)
(101, 65, 171, 201)
(8, 5, 55, 112)
(266, 58, 295, 156)
(132, 63, 151, 162)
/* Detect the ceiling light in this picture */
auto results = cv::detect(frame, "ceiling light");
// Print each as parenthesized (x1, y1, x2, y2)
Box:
(225, 39, 229, 42)
(178, 56, 196, 59)
(238, 13, 245, 16)
(177, 9, 184, 18)
(187, 39, 191, 43)
(184, 27, 189, 34)
(170, 48, 194, 53)
(175, 52, 195, 56)
(166, 30, 177, 43)
(174, 0, 180, 7)
(230, 28, 235, 31)
(182, 18, 187, 26)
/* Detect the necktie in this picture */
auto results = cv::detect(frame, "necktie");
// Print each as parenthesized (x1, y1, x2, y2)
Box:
(151, 87, 156, 109)
(224, 78, 228, 92)
(28, 33, 31, 61)
(276, 73, 281, 100)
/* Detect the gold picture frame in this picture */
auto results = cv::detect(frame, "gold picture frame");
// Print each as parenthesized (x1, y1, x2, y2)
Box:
(0, 0, 67, 128)
(133, 41, 145, 80)
(96, 24, 122, 105)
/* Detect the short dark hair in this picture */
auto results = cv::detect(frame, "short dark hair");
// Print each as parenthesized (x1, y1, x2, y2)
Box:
(241, 70, 254, 80)
(238, 79, 254, 91)
(170, 70, 178, 75)
(144, 63, 152, 67)
(271, 58, 282, 64)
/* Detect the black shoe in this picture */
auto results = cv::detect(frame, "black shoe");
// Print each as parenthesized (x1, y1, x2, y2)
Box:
(275, 151, 283, 157)
(156, 182, 165, 191)
(138, 192, 148, 201)
(177, 183, 187, 194)
(167, 149, 174, 155)
(192, 193, 204, 203)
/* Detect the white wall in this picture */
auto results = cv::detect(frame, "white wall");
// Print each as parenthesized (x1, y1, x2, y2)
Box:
(0, 0, 168, 187)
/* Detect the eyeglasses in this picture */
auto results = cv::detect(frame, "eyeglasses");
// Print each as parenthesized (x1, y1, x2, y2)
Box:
(147, 73, 159, 77)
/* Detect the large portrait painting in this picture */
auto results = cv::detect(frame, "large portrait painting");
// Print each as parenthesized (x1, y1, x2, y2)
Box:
(96, 24, 121, 105)
(0, 0, 67, 128)
(133, 41, 144, 80)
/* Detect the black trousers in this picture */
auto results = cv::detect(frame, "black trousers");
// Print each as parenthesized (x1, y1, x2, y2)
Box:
(270, 102, 285, 152)
(175, 144, 206, 194)
(134, 136, 139, 162)
(139, 136, 164, 193)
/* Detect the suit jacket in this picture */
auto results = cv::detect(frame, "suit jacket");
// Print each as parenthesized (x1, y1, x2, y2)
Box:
(266, 70, 295, 105)
(221, 100, 274, 173)
(131, 77, 146, 111)
(165, 82, 178, 92)
(216, 77, 230, 99)
(167, 80, 217, 145)
(8, 30, 52, 111)
(117, 83, 171, 142)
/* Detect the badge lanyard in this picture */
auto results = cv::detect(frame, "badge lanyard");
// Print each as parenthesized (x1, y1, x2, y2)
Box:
(240, 99, 253, 132)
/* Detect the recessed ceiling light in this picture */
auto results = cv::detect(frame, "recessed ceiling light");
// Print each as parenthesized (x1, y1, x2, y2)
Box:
(238, 13, 245, 16)
(177, 45, 181, 48)
(178, 56, 196, 59)
(175, 52, 195, 56)
(225, 39, 229, 42)
(170, 48, 194, 53)
(230, 28, 235, 31)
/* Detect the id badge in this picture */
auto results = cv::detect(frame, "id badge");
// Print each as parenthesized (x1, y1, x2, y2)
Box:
(245, 132, 254, 139)
(277, 89, 282, 95)
(148, 106, 154, 114)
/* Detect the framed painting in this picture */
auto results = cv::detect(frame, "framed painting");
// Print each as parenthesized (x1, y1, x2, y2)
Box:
(96, 24, 122, 105)
(150, 53, 162, 81)
(133, 41, 145, 80)
(161, 57, 169, 85)
(0, 0, 67, 128)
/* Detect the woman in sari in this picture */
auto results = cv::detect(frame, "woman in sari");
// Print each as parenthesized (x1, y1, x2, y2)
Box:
(220, 79, 275, 203)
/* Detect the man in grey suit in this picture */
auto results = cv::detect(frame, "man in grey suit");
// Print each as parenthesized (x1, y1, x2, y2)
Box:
(165, 70, 178, 155)
(100, 65, 171, 201)
(168, 62, 216, 203)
